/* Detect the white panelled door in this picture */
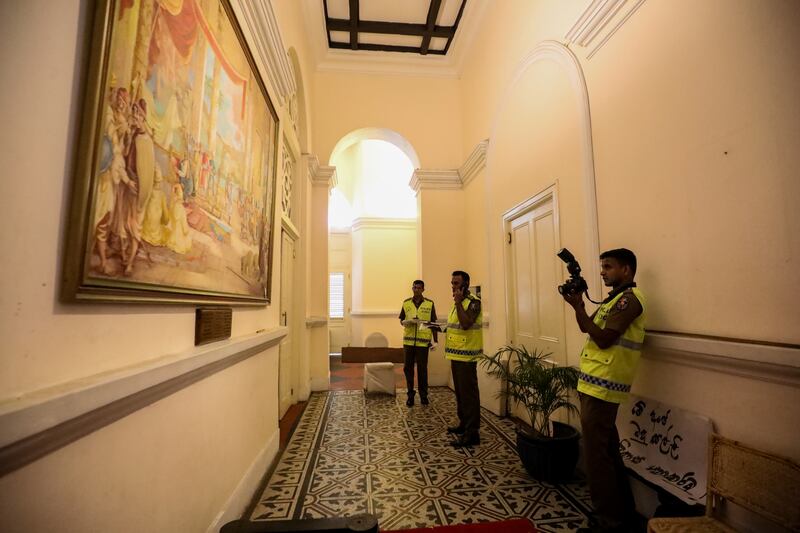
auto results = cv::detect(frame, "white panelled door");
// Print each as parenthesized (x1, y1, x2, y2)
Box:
(508, 194, 566, 363)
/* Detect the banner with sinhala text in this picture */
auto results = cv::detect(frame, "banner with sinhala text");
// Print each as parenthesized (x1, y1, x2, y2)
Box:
(617, 394, 713, 504)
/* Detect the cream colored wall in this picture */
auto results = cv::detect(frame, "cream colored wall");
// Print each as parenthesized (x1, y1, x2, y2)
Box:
(314, 71, 463, 168)
(0, 0, 290, 530)
(270, 0, 317, 152)
(417, 189, 466, 385)
(0, 350, 279, 533)
(463, 171, 489, 300)
(584, 0, 800, 344)
(351, 224, 417, 348)
(454, 0, 800, 468)
(459, 0, 588, 155)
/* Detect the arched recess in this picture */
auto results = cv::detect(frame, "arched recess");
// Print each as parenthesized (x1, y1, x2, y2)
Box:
(490, 40, 600, 288)
(287, 48, 309, 153)
(484, 40, 601, 378)
(329, 127, 421, 170)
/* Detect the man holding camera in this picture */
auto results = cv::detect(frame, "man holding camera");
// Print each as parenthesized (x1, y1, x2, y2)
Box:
(562, 248, 646, 533)
(443, 270, 483, 448)
(399, 280, 438, 407)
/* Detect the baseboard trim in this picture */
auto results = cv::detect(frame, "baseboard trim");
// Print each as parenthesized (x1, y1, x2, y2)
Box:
(206, 430, 279, 533)
(310, 376, 330, 391)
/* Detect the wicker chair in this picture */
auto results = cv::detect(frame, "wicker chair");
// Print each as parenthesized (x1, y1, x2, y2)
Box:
(647, 434, 800, 532)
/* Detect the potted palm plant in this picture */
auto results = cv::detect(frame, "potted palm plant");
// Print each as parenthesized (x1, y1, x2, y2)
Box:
(481, 344, 580, 483)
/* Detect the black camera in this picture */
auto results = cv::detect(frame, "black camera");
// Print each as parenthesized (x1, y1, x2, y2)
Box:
(557, 248, 588, 296)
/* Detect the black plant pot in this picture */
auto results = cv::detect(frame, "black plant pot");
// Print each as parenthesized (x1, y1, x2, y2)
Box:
(516, 421, 580, 483)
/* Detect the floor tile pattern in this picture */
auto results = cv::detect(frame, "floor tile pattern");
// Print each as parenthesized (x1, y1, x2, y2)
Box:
(250, 388, 594, 531)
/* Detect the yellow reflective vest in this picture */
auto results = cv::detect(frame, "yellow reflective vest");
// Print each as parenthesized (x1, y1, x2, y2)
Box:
(577, 287, 646, 403)
(402, 298, 434, 347)
(445, 294, 483, 362)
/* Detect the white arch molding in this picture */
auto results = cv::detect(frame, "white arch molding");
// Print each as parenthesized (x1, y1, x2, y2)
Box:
(487, 40, 602, 297)
(329, 127, 421, 170)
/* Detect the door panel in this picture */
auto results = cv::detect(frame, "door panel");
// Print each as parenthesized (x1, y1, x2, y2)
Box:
(508, 195, 566, 363)
(279, 231, 294, 418)
(511, 219, 534, 345)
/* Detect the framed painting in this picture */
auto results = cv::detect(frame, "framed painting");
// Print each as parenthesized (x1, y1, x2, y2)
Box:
(62, 0, 278, 305)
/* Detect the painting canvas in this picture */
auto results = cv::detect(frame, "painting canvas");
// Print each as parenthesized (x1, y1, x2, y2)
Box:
(63, 0, 278, 305)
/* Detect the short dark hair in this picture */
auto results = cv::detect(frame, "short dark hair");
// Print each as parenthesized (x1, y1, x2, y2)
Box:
(451, 270, 470, 287)
(600, 248, 637, 275)
(412, 279, 425, 288)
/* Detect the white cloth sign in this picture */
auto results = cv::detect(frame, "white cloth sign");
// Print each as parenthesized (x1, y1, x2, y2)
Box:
(617, 394, 713, 504)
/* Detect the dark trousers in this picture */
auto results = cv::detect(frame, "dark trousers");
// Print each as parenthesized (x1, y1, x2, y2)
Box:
(579, 392, 636, 529)
(403, 345, 429, 399)
(451, 360, 480, 437)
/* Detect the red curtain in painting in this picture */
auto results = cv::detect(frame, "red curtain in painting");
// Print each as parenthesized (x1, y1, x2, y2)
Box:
(149, 0, 248, 114)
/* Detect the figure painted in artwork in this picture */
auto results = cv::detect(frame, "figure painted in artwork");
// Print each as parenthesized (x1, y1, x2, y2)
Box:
(176, 157, 193, 201)
(167, 183, 193, 254)
(94, 87, 136, 275)
(141, 168, 169, 247)
(112, 97, 155, 275)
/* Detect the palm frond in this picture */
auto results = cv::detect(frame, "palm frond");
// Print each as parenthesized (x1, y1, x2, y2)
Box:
(479, 344, 579, 438)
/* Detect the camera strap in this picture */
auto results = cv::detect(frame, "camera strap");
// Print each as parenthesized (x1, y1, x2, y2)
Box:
(602, 282, 637, 304)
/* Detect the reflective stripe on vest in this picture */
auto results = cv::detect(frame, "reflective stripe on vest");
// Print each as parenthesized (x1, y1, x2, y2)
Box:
(577, 287, 646, 404)
(445, 295, 483, 361)
(402, 298, 434, 347)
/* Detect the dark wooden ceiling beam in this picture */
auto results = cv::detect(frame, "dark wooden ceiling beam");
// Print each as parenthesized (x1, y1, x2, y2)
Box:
(327, 18, 454, 39)
(329, 41, 447, 55)
(420, 0, 442, 55)
(349, 0, 359, 50)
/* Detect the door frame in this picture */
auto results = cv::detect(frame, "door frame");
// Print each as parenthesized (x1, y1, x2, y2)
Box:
(501, 182, 565, 353)
(279, 224, 299, 418)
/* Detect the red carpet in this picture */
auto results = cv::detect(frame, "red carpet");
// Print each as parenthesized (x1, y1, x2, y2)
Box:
(383, 518, 537, 533)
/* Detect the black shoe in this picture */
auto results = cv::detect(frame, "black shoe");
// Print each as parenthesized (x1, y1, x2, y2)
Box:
(406, 397, 414, 407)
(447, 426, 465, 434)
(420, 397, 429, 405)
(450, 434, 480, 447)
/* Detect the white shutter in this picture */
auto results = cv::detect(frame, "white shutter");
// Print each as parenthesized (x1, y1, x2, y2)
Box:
(329, 272, 345, 319)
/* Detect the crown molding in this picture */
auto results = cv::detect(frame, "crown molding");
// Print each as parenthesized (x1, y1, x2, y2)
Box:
(351, 217, 417, 231)
(305, 154, 337, 188)
(459, 139, 489, 186)
(300, 0, 488, 78)
(410, 169, 461, 193)
(565, 0, 647, 60)
(233, 0, 296, 106)
(410, 140, 488, 192)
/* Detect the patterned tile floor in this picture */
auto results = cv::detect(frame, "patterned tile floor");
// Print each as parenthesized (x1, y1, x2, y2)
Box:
(249, 388, 595, 532)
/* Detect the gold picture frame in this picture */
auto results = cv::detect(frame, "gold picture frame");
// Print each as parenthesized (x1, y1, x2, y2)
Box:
(62, 0, 279, 305)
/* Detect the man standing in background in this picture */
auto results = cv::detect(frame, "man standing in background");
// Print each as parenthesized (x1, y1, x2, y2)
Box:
(399, 280, 438, 407)
(444, 271, 483, 447)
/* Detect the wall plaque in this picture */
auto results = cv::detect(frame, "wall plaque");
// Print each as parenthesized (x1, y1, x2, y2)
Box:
(195, 307, 232, 346)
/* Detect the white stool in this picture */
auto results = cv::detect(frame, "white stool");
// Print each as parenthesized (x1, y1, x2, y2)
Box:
(363, 362, 396, 395)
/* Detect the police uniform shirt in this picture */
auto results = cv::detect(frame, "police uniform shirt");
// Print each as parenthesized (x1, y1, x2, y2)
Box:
(464, 296, 481, 323)
(591, 288, 643, 333)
